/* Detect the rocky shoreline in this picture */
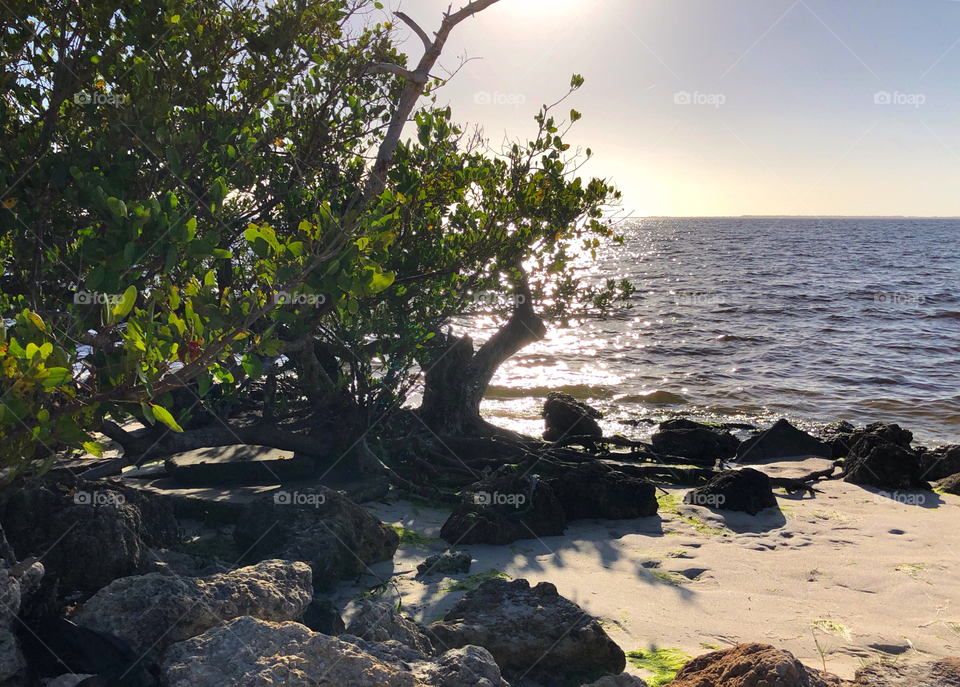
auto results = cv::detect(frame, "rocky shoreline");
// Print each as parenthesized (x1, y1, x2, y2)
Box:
(1, 401, 959, 686)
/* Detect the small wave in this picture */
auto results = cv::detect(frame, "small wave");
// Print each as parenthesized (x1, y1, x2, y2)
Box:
(925, 311, 960, 320)
(619, 390, 688, 405)
(716, 334, 764, 343)
(484, 384, 617, 400)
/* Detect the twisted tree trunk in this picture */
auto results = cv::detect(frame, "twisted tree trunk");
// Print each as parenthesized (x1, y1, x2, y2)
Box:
(418, 273, 546, 436)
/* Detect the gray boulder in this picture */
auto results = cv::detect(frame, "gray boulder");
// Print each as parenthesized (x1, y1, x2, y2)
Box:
(346, 600, 435, 656)
(162, 615, 509, 687)
(74, 559, 312, 658)
(163, 617, 417, 687)
(428, 578, 625, 684)
(234, 486, 399, 591)
(0, 525, 44, 684)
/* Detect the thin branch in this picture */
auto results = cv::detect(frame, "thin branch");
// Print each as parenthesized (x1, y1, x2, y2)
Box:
(372, 62, 426, 83)
(395, 11, 432, 51)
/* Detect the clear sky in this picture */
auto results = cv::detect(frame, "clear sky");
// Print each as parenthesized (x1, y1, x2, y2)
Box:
(383, 0, 960, 217)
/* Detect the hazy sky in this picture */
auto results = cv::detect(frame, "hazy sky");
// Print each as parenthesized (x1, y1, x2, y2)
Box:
(384, 0, 960, 217)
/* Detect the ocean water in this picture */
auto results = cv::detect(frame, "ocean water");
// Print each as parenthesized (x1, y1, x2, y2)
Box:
(471, 218, 960, 447)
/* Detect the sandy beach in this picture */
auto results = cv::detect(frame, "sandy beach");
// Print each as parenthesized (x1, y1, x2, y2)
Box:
(331, 465, 960, 683)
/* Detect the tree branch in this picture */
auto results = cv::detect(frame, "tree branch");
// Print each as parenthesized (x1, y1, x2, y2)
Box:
(362, 0, 503, 204)
(395, 11, 432, 51)
(372, 62, 426, 83)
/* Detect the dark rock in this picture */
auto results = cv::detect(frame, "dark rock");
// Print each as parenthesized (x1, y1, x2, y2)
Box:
(542, 392, 603, 442)
(936, 473, 960, 496)
(683, 468, 778, 515)
(841, 434, 926, 490)
(0, 474, 178, 598)
(853, 656, 960, 686)
(234, 486, 399, 591)
(427, 578, 625, 685)
(652, 420, 739, 465)
(669, 642, 844, 687)
(300, 597, 345, 635)
(18, 617, 157, 684)
(549, 461, 658, 521)
(919, 445, 960, 481)
(165, 445, 316, 486)
(827, 421, 915, 460)
(417, 551, 472, 577)
(736, 419, 832, 462)
(439, 467, 566, 546)
(819, 420, 858, 459)
(859, 422, 914, 450)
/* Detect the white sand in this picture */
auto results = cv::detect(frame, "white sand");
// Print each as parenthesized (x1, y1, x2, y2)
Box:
(332, 468, 960, 682)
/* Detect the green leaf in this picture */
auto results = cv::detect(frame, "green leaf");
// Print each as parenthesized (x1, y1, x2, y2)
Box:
(26, 311, 45, 332)
(83, 441, 105, 458)
(150, 404, 183, 432)
(368, 270, 395, 293)
(107, 197, 128, 218)
(242, 354, 263, 380)
(112, 285, 138, 320)
(41, 368, 72, 387)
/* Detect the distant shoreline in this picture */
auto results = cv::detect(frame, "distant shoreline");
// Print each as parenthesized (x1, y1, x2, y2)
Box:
(623, 215, 960, 219)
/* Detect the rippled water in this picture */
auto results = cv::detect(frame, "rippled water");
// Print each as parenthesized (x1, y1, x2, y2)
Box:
(472, 218, 960, 447)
